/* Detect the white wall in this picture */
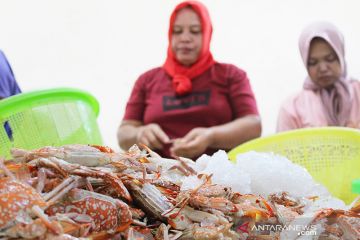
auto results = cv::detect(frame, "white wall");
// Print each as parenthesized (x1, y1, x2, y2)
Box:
(1, 0, 359, 150)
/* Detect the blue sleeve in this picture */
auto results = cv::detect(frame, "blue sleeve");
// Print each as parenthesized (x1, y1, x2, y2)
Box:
(0, 50, 21, 98)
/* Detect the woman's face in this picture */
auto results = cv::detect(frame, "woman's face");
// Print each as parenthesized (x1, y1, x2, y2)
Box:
(171, 8, 202, 66)
(307, 38, 341, 88)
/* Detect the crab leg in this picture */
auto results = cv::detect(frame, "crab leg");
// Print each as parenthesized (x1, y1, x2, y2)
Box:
(47, 179, 82, 205)
(29, 157, 69, 177)
(29, 157, 132, 202)
(32, 205, 62, 235)
(36, 168, 47, 193)
(85, 177, 94, 192)
(174, 156, 197, 175)
(43, 176, 77, 201)
(71, 168, 132, 202)
(168, 165, 191, 176)
(169, 230, 183, 240)
(349, 195, 360, 210)
(0, 157, 16, 179)
(155, 223, 169, 240)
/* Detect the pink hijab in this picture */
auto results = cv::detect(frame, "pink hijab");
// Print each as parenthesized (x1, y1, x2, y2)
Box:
(299, 21, 352, 126)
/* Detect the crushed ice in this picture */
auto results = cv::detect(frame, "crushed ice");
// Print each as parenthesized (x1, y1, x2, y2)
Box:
(180, 150, 347, 210)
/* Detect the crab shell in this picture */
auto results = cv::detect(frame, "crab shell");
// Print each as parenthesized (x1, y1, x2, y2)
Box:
(0, 178, 47, 229)
(46, 188, 132, 232)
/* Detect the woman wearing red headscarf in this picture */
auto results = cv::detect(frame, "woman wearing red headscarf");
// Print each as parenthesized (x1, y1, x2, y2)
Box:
(277, 22, 360, 132)
(118, 1, 261, 159)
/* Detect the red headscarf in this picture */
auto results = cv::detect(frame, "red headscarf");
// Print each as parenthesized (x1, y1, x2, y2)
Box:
(163, 1, 216, 96)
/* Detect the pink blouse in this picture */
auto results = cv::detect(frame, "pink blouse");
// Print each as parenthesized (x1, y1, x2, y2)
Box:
(277, 80, 360, 132)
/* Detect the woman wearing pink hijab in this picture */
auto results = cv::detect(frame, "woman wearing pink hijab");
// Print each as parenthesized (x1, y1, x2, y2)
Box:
(277, 22, 360, 132)
(118, 1, 261, 159)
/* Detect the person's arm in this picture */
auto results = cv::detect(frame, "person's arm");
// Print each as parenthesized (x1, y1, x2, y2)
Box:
(213, 67, 261, 148)
(170, 115, 260, 158)
(276, 107, 298, 132)
(117, 69, 171, 151)
(0, 50, 21, 98)
(117, 120, 142, 150)
(171, 66, 261, 158)
(118, 120, 170, 151)
(276, 97, 300, 132)
(209, 115, 261, 149)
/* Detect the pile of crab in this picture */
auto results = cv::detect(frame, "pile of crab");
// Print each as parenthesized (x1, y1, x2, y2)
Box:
(0, 144, 359, 240)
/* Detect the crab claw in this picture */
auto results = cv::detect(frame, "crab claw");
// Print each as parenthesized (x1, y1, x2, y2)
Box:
(71, 168, 132, 202)
(104, 174, 132, 202)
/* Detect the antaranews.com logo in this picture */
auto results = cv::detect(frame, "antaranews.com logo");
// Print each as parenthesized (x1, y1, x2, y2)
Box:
(237, 222, 318, 237)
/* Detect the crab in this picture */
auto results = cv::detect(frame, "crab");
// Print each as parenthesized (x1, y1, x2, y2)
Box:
(46, 188, 132, 232)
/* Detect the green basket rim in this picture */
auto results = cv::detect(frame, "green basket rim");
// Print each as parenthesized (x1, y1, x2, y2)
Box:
(228, 127, 360, 161)
(0, 88, 100, 117)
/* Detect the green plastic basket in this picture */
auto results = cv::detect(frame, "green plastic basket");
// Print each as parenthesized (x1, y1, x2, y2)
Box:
(353, 179, 360, 194)
(228, 127, 360, 204)
(0, 88, 103, 159)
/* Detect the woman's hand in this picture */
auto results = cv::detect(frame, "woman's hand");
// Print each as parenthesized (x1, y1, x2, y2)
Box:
(170, 127, 213, 159)
(136, 123, 170, 150)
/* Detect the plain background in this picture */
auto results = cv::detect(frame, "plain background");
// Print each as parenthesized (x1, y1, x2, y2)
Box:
(1, 0, 359, 150)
